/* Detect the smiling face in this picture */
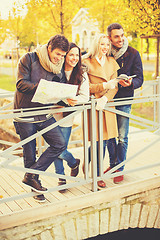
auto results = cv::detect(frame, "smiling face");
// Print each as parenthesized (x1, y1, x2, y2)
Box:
(98, 36, 110, 59)
(48, 46, 66, 64)
(65, 47, 79, 70)
(109, 28, 125, 49)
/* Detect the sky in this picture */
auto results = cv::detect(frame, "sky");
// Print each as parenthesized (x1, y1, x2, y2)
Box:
(0, 0, 27, 19)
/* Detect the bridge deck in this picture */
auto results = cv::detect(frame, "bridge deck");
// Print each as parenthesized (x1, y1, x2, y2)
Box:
(0, 127, 160, 224)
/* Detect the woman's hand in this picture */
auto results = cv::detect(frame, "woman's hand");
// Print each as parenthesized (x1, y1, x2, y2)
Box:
(96, 96, 108, 110)
(103, 79, 118, 90)
(67, 98, 77, 106)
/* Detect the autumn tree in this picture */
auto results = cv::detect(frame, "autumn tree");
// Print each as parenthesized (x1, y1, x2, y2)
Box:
(18, 1, 53, 48)
(4, 0, 159, 50)
(0, 19, 7, 45)
(5, 2, 26, 58)
(125, 0, 160, 35)
(88, 0, 135, 35)
(27, 0, 80, 39)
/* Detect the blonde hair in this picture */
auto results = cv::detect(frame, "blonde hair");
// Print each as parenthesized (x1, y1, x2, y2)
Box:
(83, 33, 111, 59)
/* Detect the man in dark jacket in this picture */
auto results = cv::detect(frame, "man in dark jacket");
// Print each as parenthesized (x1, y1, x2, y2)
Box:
(105, 23, 143, 183)
(14, 35, 70, 201)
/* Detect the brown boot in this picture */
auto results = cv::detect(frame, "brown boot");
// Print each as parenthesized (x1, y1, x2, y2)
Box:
(22, 173, 47, 193)
(71, 159, 80, 177)
(58, 178, 67, 193)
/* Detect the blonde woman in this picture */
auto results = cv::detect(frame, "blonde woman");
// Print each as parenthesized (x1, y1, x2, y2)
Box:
(82, 33, 119, 188)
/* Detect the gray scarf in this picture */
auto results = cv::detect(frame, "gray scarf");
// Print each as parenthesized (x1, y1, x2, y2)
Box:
(111, 36, 128, 60)
(36, 44, 64, 74)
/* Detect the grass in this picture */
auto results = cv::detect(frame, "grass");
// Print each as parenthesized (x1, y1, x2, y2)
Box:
(0, 74, 16, 92)
(131, 102, 154, 129)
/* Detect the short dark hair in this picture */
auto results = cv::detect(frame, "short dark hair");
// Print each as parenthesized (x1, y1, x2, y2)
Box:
(107, 23, 123, 37)
(47, 34, 69, 52)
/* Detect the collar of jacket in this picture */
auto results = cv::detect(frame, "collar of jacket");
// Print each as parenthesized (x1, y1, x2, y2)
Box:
(83, 56, 114, 81)
(122, 48, 130, 58)
(111, 46, 129, 60)
(36, 44, 64, 74)
(61, 64, 67, 82)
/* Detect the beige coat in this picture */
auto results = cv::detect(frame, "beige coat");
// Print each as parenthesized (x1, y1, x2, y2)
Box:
(83, 56, 120, 141)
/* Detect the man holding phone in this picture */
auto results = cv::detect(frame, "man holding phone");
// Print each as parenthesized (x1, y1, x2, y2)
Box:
(105, 23, 144, 183)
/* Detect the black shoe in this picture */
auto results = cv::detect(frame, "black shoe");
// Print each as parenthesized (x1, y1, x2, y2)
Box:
(58, 178, 67, 193)
(22, 173, 47, 193)
(71, 159, 80, 177)
(31, 190, 46, 203)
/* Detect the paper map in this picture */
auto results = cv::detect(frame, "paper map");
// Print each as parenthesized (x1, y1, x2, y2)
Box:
(31, 79, 78, 104)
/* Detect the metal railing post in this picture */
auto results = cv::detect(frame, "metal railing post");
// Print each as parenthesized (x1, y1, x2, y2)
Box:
(37, 136, 42, 157)
(98, 110, 103, 177)
(90, 95, 97, 192)
(153, 80, 157, 123)
(157, 76, 160, 124)
(82, 106, 89, 180)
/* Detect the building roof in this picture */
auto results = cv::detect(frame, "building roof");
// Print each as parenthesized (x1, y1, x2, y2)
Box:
(72, 8, 89, 24)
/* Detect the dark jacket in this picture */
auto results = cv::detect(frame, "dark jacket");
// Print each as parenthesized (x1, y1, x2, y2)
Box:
(115, 46, 143, 99)
(14, 52, 66, 111)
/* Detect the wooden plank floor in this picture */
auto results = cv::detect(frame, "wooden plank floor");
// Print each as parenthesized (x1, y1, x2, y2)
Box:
(0, 127, 160, 217)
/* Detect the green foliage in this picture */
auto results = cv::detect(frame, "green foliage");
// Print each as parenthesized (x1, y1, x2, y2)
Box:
(129, 37, 141, 52)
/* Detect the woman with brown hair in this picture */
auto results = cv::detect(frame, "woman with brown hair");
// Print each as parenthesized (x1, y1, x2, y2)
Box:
(53, 42, 89, 191)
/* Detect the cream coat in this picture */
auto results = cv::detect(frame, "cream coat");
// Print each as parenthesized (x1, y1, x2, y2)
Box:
(83, 56, 120, 141)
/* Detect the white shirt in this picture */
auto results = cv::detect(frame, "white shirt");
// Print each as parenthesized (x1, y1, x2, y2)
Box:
(96, 55, 105, 67)
(64, 70, 72, 81)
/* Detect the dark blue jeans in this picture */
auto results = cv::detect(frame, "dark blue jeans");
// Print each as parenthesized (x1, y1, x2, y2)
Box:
(54, 126, 77, 175)
(107, 104, 131, 171)
(14, 117, 66, 172)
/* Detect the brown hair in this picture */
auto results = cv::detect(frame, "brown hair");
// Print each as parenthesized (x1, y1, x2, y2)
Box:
(47, 34, 69, 52)
(107, 23, 123, 37)
(65, 42, 83, 89)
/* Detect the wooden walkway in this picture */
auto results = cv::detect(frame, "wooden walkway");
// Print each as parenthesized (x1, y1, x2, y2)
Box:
(0, 127, 160, 218)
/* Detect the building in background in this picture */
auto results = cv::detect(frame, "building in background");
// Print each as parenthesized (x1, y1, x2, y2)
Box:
(72, 8, 100, 52)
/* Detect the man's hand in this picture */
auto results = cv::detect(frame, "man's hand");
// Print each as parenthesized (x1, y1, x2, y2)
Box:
(119, 78, 132, 87)
(117, 74, 132, 87)
(67, 98, 77, 106)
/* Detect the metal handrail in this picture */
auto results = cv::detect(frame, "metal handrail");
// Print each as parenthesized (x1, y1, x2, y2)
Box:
(0, 78, 160, 203)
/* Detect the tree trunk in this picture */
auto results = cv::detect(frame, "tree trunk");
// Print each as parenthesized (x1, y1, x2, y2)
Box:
(60, 0, 64, 34)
